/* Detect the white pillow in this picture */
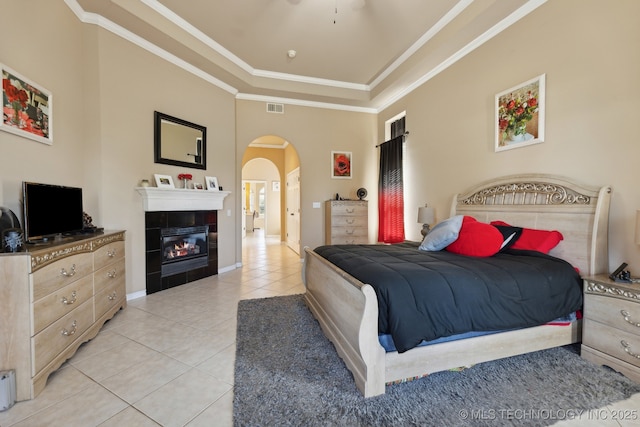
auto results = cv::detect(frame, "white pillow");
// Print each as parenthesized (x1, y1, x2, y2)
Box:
(418, 215, 464, 251)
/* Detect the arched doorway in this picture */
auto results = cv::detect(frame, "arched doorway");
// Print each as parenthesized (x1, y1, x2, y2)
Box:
(241, 135, 301, 254)
(242, 159, 279, 237)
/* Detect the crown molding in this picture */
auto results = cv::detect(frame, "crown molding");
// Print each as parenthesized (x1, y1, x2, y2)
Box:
(65, 0, 547, 113)
(375, 0, 548, 112)
(248, 141, 290, 150)
(64, 0, 237, 95)
(369, 0, 473, 90)
(235, 93, 377, 114)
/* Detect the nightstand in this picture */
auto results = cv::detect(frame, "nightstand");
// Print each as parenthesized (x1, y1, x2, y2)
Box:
(581, 275, 640, 383)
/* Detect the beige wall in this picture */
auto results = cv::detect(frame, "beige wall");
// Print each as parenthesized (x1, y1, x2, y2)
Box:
(284, 144, 300, 173)
(236, 100, 377, 261)
(0, 1, 237, 295)
(0, 2, 88, 213)
(93, 28, 237, 293)
(378, 0, 640, 269)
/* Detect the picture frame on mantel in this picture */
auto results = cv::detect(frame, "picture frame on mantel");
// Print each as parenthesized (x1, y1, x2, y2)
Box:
(495, 74, 545, 152)
(154, 174, 175, 188)
(205, 176, 219, 191)
(1, 64, 53, 145)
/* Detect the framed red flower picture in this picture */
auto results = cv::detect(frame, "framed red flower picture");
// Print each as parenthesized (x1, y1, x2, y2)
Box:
(495, 74, 545, 152)
(331, 151, 352, 179)
(1, 64, 52, 145)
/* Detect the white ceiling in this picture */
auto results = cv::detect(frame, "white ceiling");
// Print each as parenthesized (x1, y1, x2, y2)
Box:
(69, 0, 545, 112)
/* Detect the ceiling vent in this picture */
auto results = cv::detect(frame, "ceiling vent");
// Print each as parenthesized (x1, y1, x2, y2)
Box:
(266, 103, 284, 114)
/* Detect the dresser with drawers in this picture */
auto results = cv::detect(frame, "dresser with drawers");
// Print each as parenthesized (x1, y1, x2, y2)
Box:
(325, 200, 368, 244)
(0, 231, 126, 401)
(581, 275, 640, 383)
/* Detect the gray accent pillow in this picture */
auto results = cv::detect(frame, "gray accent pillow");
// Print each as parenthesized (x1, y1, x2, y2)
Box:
(418, 215, 464, 251)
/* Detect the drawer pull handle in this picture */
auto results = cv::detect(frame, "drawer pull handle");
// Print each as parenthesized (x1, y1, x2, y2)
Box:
(620, 310, 640, 327)
(346, 230, 354, 235)
(61, 291, 77, 305)
(621, 340, 640, 359)
(107, 270, 117, 279)
(346, 219, 355, 224)
(108, 291, 117, 301)
(61, 320, 77, 337)
(346, 208, 355, 213)
(60, 264, 76, 277)
(107, 250, 117, 258)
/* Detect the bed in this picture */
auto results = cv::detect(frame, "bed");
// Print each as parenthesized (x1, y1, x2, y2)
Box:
(302, 174, 612, 397)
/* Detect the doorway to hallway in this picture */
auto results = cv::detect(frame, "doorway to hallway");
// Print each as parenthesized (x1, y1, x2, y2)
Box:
(241, 135, 301, 258)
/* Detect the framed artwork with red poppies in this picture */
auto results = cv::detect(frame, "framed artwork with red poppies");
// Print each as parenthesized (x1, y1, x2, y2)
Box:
(331, 151, 352, 179)
(495, 74, 545, 152)
(1, 64, 52, 145)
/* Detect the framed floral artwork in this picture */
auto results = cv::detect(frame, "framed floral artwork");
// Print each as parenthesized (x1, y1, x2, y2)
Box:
(1, 64, 52, 145)
(154, 174, 175, 188)
(331, 151, 352, 179)
(495, 74, 545, 152)
(205, 176, 219, 191)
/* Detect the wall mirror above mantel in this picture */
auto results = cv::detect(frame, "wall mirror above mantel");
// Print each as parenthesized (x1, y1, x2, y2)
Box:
(154, 111, 207, 170)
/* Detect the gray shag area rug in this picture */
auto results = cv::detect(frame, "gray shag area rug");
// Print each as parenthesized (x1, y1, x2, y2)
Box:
(233, 295, 640, 426)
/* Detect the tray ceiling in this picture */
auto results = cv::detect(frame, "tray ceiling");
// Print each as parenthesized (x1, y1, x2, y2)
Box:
(70, 0, 544, 111)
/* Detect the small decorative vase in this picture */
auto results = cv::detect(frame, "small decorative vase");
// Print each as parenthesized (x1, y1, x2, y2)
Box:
(183, 179, 189, 189)
(507, 122, 527, 142)
(508, 131, 525, 142)
(507, 125, 527, 142)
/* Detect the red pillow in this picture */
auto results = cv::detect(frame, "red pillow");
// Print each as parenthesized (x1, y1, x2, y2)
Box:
(490, 221, 563, 254)
(446, 216, 503, 257)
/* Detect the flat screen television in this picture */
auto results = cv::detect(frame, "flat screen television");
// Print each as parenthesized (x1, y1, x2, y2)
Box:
(22, 182, 85, 242)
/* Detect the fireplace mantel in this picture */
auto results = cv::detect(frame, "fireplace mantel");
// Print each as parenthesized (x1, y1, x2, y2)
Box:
(136, 187, 230, 211)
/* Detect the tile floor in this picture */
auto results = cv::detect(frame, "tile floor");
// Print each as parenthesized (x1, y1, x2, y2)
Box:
(0, 231, 304, 427)
(1, 231, 639, 426)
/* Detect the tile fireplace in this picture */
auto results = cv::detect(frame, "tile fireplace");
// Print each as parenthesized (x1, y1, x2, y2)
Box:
(145, 211, 217, 294)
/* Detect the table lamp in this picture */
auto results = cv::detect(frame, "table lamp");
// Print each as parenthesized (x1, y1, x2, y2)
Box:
(417, 205, 435, 237)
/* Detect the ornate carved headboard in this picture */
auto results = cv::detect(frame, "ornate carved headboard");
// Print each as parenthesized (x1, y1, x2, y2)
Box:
(450, 174, 612, 276)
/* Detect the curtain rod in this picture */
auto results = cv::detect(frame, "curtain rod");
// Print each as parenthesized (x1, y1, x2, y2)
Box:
(375, 131, 409, 148)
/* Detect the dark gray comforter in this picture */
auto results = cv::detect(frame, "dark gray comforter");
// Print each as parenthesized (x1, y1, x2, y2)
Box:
(313, 243, 583, 353)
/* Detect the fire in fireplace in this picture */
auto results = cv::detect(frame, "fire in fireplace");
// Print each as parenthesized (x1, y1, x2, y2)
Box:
(160, 225, 209, 277)
(165, 239, 200, 260)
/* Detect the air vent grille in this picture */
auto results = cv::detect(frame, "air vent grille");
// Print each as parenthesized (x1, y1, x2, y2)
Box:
(266, 103, 284, 114)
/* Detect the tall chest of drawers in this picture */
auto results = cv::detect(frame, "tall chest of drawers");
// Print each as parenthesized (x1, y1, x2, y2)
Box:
(0, 231, 126, 401)
(581, 275, 640, 383)
(325, 200, 368, 244)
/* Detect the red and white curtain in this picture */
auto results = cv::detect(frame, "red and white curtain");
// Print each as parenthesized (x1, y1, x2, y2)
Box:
(377, 134, 404, 243)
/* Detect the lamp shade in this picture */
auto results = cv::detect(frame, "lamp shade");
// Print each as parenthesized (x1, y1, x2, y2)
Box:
(417, 206, 435, 225)
(636, 210, 640, 245)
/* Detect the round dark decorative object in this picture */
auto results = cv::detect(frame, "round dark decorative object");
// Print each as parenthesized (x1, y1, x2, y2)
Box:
(0, 207, 22, 252)
(357, 188, 367, 200)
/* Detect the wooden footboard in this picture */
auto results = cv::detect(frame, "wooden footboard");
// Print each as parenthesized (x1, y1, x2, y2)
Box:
(303, 247, 386, 397)
(384, 320, 581, 384)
